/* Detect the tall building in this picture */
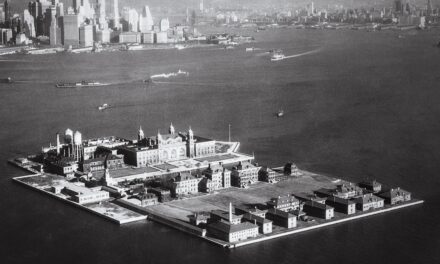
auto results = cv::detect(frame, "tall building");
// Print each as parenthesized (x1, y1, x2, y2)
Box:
(49, 5, 59, 46)
(4, 0, 10, 22)
(427, 0, 433, 16)
(79, 24, 93, 47)
(73, 0, 81, 13)
(128, 8, 138, 32)
(0, 4, 5, 23)
(160, 18, 169, 32)
(113, 0, 120, 29)
(139, 5, 153, 32)
(23, 9, 36, 38)
(63, 14, 79, 47)
(394, 0, 403, 14)
(98, 0, 107, 29)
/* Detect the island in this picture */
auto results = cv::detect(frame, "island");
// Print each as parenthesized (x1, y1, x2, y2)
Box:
(9, 124, 424, 248)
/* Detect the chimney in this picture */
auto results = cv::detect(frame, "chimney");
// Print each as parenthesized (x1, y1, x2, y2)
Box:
(229, 202, 233, 223)
(56, 133, 60, 155)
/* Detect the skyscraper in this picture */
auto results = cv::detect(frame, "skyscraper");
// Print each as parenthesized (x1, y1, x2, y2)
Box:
(98, 0, 107, 29)
(160, 18, 169, 32)
(427, 0, 433, 16)
(128, 8, 138, 32)
(4, 0, 10, 23)
(63, 13, 79, 47)
(79, 24, 93, 46)
(139, 5, 153, 33)
(113, 0, 120, 29)
(49, 6, 58, 46)
(23, 9, 36, 38)
(0, 4, 5, 23)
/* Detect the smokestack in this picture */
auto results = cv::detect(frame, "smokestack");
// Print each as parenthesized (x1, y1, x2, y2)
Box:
(229, 202, 232, 223)
(56, 133, 60, 155)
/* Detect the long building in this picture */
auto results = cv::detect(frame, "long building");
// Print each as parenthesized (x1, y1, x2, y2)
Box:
(118, 125, 216, 167)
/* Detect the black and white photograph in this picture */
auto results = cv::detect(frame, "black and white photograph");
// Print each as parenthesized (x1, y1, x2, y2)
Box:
(0, 0, 439, 263)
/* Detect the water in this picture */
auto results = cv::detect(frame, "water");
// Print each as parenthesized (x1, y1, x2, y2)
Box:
(1, 28, 440, 264)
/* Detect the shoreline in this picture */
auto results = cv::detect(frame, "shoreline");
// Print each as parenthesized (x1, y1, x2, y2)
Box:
(12, 171, 424, 248)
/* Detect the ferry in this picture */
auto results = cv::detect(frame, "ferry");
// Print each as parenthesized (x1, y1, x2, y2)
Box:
(271, 50, 285, 61)
(0, 77, 13, 83)
(98, 103, 109, 111)
(55, 81, 106, 88)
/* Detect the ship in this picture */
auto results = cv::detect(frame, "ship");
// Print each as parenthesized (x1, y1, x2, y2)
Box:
(0, 77, 13, 83)
(55, 81, 106, 88)
(98, 103, 109, 111)
(277, 110, 284, 117)
(271, 50, 285, 61)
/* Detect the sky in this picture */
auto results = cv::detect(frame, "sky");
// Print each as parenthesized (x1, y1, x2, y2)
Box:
(6, 0, 440, 16)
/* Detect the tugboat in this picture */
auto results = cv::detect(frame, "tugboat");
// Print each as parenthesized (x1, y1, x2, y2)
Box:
(276, 110, 284, 117)
(271, 50, 285, 61)
(0, 77, 13, 83)
(98, 103, 109, 111)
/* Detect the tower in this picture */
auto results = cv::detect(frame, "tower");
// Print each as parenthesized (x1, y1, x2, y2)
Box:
(4, 0, 10, 22)
(157, 130, 162, 146)
(56, 132, 60, 155)
(98, 0, 107, 29)
(139, 5, 153, 32)
(103, 168, 115, 186)
(169, 123, 175, 134)
(138, 126, 144, 141)
(49, 5, 58, 46)
(186, 126, 195, 158)
(73, 131, 83, 161)
(229, 202, 232, 222)
(113, 0, 120, 29)
(427, 0, 433, 16)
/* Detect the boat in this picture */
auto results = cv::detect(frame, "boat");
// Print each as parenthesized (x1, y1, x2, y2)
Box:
(175, 44, 186, 50)
(0, 77, 13, 83)
(98, 103, 109, 111)
(150, 69, 189, 79)
(55, 81, 106, 88)
(271, 50, 285, 61)
(277, 110, 284, 117)
(245, 47, 255, 52)
(143, 78, 154, 83)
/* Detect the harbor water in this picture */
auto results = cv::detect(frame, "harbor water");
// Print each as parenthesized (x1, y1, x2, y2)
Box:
(0, 28, 439, 263)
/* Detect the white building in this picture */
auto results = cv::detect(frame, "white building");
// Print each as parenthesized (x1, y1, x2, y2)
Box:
(139, 5, 154, 32)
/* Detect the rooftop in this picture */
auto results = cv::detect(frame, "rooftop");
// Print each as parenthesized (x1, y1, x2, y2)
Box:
(208, 220, 258, 234)
(304, 201, 333, 210)
(267, 208, 295, 218)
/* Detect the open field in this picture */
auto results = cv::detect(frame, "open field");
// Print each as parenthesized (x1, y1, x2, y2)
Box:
(148, 170, 338, 222)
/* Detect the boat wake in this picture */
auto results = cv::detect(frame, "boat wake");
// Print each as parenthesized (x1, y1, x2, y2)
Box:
(150, 69, 189, 79)
(282, 48, 321, 60)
